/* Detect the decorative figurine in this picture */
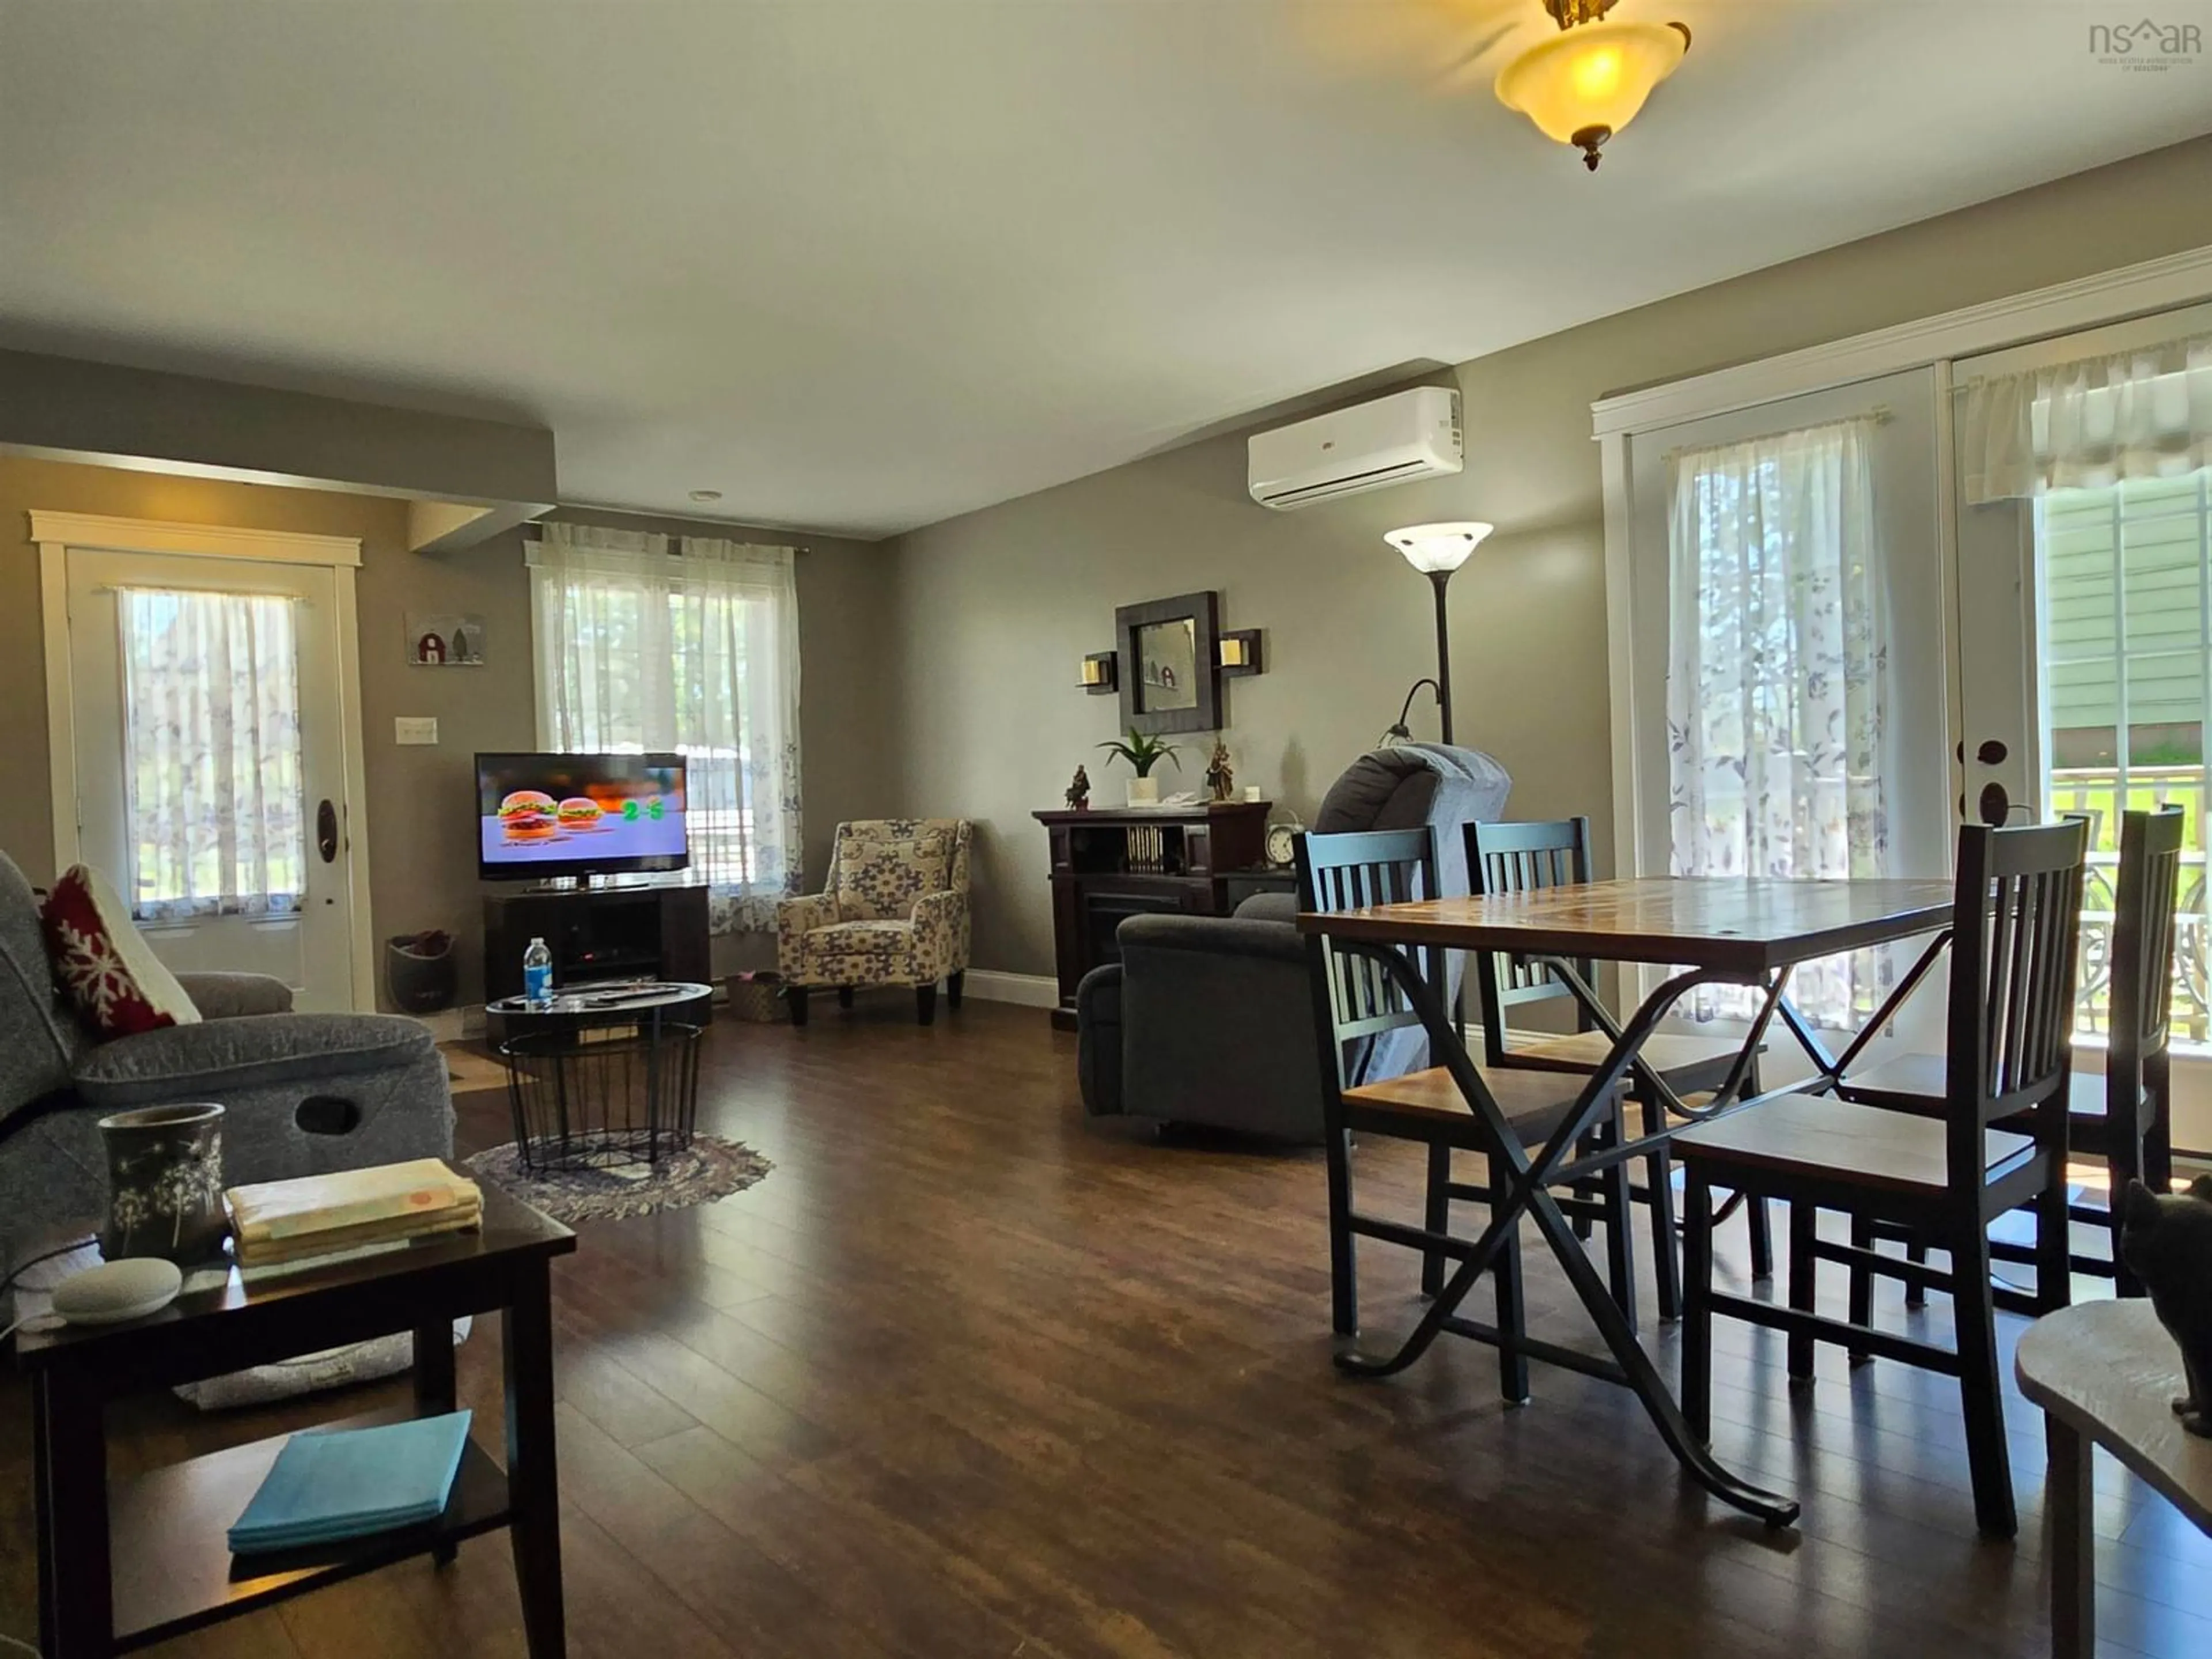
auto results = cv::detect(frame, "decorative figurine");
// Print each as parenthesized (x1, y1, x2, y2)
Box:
(1065, 766, 1091, 810)
(2120, 1175, 2212, 1436)
(1205, 741, 1233, 802)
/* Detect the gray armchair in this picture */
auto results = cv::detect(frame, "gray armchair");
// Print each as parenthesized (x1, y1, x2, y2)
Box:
(1078, 898, 1323, 1137)
(0, 851, 455, 1272)
(1076, 744, 1512, 1140)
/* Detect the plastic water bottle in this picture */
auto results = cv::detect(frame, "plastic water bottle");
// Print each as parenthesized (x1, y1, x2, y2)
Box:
(522, 937, 553, 1007)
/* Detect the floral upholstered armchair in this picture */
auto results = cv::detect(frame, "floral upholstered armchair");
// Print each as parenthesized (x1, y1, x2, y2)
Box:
(776, 819, 973, 1025)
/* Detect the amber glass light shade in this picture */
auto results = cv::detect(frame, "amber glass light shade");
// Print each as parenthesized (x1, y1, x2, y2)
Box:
(1495, 19, 1689, 168)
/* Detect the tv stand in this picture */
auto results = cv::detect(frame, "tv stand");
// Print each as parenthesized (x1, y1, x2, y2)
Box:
(483, 883, 711, 1013)
(525, 874, 627, 893)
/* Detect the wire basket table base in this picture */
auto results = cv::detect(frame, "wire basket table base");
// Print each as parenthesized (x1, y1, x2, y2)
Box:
(498, 1024, 703, 1173)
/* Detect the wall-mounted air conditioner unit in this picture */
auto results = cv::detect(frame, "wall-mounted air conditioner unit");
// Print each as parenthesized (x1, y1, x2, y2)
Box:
(1247, 386, 1463, 511)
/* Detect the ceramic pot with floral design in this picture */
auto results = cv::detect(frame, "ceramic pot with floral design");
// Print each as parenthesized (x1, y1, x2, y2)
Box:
(97, 1102, 228, 1264)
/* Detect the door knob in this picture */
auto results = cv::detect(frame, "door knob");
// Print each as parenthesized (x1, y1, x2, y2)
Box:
(316, 800, 339, 863)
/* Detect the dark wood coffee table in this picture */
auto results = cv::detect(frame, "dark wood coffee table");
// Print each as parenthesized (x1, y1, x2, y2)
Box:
(9, 1165, 575, 1658)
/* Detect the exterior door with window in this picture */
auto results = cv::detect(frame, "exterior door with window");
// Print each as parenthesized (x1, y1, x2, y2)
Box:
(63, 549, 358, 1012)
(1626, 368, 1953, 1068)
(1953, 308, 2212, 1149)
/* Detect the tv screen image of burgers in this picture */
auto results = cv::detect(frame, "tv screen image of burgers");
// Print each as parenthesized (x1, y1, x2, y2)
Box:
(499, 790, 558, 840)
(476, 753, 688, 877)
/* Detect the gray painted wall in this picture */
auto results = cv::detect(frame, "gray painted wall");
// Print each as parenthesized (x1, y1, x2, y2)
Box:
(0, 349, 556, 507)
(5, 134, 2208, 998)
(890, 134, 2212, 979)
(0, 457, 898, 1006)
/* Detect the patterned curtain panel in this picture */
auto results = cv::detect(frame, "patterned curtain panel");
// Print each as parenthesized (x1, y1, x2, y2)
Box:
(1665, 416, 1892, 1027)
(117, 588, 306, 920)
(528, 524, 804, 935)
(1959, 332, 2212, 505)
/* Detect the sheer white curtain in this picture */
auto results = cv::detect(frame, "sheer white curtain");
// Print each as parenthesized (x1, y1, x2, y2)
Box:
(1666, 416, 1891, 1024)
(528, 524, 802, 934)
(117, 588, 306, 919)
(1959, 332, 2212, 504)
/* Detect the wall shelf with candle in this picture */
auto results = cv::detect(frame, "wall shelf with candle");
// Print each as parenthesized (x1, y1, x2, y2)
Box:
(1077, 594, 1266, 729)
(1218, 629, 1262, 679)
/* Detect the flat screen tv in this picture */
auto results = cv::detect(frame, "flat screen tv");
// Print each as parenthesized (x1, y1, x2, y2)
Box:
(476, 752, 689, 881)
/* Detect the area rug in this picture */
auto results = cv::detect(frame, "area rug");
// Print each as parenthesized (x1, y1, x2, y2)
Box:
(464, 1135, 772, 1225)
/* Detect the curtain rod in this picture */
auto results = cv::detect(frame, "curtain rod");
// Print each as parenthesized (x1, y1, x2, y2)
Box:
(1660, 406, 1891, 466)
(522, 527, 810, 555)
(99, 584, 306, 601)
(527, 510, 810, 554)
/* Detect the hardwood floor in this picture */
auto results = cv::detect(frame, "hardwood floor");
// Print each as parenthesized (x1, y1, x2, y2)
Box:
(5, 998, 2210, 1657)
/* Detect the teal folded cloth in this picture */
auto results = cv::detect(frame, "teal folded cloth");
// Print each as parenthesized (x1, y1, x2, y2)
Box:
(227, 1410, 472, 1555)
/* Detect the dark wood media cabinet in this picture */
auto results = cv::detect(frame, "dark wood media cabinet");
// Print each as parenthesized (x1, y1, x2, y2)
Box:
(1031, 801, 1291, 1031)
(483, 882, 712, 1016)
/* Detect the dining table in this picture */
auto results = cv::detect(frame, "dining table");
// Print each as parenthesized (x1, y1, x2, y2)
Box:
(1297, 874, 1958, 1528)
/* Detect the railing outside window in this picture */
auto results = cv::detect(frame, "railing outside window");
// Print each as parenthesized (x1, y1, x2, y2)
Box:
(2048, 765, 2208, 1042)
(2041, 471, 2212, 1043)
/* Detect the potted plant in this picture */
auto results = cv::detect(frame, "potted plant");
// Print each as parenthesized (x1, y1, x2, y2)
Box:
(1097, 728, 1183, 807)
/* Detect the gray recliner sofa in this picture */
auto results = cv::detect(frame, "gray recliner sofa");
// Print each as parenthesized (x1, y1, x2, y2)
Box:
(0, 851, 456, 1272)
(1076, 744, 1512, 1141)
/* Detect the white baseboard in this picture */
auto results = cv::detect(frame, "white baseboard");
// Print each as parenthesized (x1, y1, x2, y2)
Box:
(960, 969, 1060, 1009)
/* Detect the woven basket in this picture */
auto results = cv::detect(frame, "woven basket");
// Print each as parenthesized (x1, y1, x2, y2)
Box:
(727, 972, 788, 1024)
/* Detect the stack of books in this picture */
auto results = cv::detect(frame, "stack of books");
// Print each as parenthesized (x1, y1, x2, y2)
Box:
(225, 1160, 483, 1269)
(228, 1411, 474, 1554)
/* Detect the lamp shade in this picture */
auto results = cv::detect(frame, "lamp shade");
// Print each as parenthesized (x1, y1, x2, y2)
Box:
(1384, 521, 1495, 574)
(1495, 19, 1688, 151)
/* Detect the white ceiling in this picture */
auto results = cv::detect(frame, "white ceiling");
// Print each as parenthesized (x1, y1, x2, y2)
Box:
(2, 1, 2208, 539)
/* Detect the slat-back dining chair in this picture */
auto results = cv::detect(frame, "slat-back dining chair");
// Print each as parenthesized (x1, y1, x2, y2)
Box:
(1296, 827, 1631, 1403)
(1674, 818, 2086, 1537)
(1840, 806, 2182, 1297)
(1464, 817, 1767, 1324)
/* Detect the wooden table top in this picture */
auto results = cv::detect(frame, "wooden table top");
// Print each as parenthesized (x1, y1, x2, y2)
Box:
(2017, 1300, 2212, 1535)
(1297, 876, 1956, 974)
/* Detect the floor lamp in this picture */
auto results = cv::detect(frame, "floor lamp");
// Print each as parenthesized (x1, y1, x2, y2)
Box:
(1382, 521, 1494, 747)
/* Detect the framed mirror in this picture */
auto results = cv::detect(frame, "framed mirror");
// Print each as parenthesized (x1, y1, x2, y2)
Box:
(1116, 590, 1220, 734)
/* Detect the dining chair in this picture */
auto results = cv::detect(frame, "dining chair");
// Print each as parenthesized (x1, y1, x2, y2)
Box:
(1840, 806, 2182, 1297)
(1464, 817, 1767, 1323)
(1295, 827, 1633, 1403)
(1673, 818, 2086, 1537)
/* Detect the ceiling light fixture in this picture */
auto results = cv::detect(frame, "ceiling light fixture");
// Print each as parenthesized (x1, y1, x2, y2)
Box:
(1495, 0, 1690, 172)
(688, 489, 724, 503)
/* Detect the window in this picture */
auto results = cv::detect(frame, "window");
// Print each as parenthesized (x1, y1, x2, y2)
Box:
(1665, 416, 1892, 1025)
(528, 525, 802, 933)
(2039, 470, 2212, 1041)
(118, 587, 306, 919)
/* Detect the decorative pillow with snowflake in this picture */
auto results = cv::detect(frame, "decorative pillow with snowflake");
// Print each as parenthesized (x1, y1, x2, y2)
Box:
(40, 865, 203, 1040)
